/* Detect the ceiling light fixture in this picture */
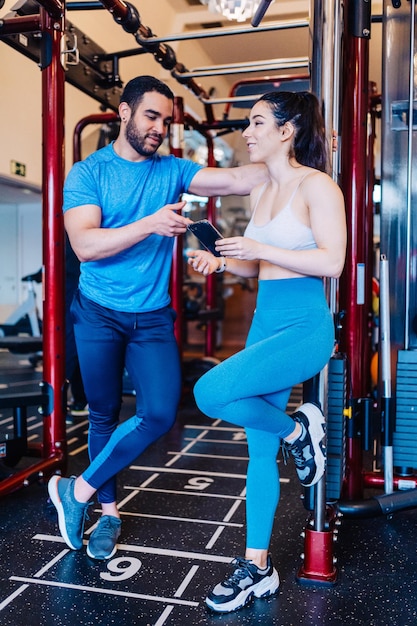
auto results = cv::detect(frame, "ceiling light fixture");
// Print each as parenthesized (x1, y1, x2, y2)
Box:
(200, 0, 260, 22)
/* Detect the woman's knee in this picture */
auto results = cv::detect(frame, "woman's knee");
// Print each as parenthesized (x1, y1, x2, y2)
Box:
(193, 375, 218, 417)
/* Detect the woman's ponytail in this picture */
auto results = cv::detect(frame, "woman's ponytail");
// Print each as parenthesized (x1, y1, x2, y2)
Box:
(259, 91, 329, 172)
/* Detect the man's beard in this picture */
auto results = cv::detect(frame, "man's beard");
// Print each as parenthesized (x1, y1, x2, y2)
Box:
(125, 118, 163, 157)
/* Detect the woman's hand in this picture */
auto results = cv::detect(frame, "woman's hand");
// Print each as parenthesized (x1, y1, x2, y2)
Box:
(215, 236, 261, 261)
(187, 249, 222, 276)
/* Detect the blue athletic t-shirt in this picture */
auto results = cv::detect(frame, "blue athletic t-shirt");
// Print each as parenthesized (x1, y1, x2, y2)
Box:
(63, 143, 203, 312)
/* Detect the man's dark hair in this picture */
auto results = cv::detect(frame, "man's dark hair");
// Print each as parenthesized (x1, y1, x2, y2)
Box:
(120, 76, 174, 115)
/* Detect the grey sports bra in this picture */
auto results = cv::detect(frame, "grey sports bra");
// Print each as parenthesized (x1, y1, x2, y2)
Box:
(244, 174, 317, 251)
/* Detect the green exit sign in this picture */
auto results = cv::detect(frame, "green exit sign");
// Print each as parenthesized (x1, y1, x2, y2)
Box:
(10, 160, 26, 177)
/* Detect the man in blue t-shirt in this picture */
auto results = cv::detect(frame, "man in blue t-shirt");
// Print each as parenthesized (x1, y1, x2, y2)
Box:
(48, 75, 267, 561)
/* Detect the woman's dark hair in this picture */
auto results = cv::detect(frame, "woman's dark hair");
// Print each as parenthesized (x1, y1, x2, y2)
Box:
(120, 76, 174, 115)
(259, 91, 329, 172)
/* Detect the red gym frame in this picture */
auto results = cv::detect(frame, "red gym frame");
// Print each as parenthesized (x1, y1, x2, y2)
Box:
(2, 0, 416, 588)
(0, 2, 67, 495)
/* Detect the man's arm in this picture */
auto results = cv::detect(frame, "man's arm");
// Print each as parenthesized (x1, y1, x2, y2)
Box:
(188, 163, 269, 197)
(65, 201, 190, 263)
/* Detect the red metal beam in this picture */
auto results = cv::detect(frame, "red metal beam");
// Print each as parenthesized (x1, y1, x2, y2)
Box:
(40, 7, 67, 468)
(339, 19, 371, 500)
(203, 138, 218, 357)
(73, 112, 119, 163)
(340, 39, 371, 400)
(170, 97, 186, 352)
(37, 0, 63, 20)
(0, 15, 41, 34)
(0, 8, 66, 496)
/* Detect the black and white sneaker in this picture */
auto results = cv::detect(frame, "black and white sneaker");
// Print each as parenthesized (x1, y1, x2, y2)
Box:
(206, 555, 279, 613)
(283, 402, 326, 487)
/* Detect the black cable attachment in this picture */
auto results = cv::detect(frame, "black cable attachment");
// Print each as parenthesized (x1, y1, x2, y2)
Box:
(113, 1, 140, 34)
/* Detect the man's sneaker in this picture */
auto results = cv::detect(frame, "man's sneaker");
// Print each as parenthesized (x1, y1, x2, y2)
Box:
(48, 475, 91, 550)
(282, 402, 326, 487)
(86, 515, 122, 560)
(206, 555, 279, 613)
(68, 402, 89, 417)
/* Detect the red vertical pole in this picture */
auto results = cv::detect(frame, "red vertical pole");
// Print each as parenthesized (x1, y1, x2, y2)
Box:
(170, 97, 185, 354)
(41, 7, 67, 464)
(204, 137, 217, 357)
(339, 12, 371, 498)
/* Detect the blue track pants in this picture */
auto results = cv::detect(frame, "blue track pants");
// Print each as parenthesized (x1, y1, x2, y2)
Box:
(71, 291, 182, 504)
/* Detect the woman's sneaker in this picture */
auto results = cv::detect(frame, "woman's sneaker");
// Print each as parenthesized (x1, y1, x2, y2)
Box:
(206, 555, 279, 613)
(282, 402, 326, 487)
(48, 475, 91, 550)
(87, 515, 122, 560)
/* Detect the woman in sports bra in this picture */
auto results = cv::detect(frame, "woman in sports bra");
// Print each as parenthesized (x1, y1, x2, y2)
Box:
(187, 91, 346, 614)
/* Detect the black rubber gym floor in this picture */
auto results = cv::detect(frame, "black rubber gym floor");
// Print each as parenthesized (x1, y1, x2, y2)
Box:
(1, 349, 417, 626)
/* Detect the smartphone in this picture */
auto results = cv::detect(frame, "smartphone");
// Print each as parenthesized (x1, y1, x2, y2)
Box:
(187, 219, 224, 257)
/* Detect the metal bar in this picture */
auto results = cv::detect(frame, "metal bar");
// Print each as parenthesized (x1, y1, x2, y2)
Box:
(67, 1, 105, 8)
(199, 94, 264, 105)
(100, 47, 148, 61)
(188, 120, 248, 132)
(313, 477, 327, 531)
(380, 254, 393, 494)
(329, 0, 342, 180)
(135, 19, 309, 45)
(223, 73, 310, 119)
(0, 15, 42, 34)
(170, 97, 185, 353)
(0, 9, 67, 496)
(205, 138, 217, 358)
(0, 452, 65, 497)
(97, 0, 129, 20)
(191, 56, 309, 72)
(174, 58, 310, 80)
(40, 8, 67, 464)
(0, 391, 47, 409)
(37, 0, 63, 19)
(311, 0, 341, 323)
(338, 0, 371, 500)
(73, 112, 119, 163)
(380, 256, 391, 397)
(339, 42, 370, 399)
(404, 0, 416, 350)
(251, 0, 274, 27)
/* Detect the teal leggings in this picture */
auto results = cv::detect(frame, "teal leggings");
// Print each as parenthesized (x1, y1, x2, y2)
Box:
(193, 278, 334, 549)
